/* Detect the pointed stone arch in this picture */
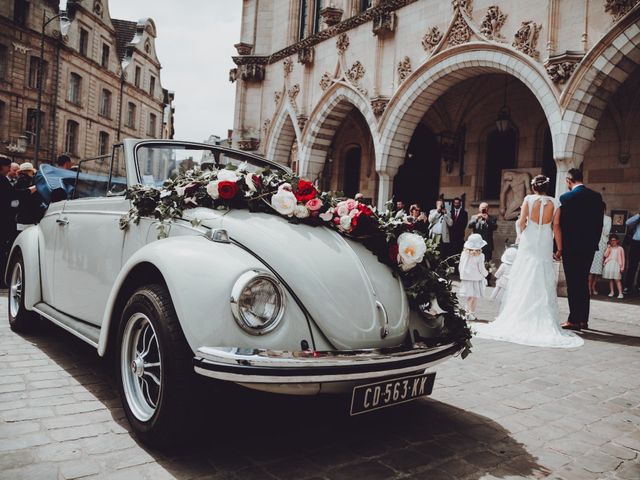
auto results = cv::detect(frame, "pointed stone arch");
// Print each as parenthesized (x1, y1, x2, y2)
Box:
(265, 102, 300, 167)
(378, 44, 562, 203)
(298, 83, 380, 180)
(558, 10, 640, 165)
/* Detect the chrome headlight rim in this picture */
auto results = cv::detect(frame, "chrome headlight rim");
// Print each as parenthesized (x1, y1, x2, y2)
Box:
(230, 269, 286, 335)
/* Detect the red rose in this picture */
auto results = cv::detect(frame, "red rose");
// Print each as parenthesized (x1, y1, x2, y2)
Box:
(389, 244, 399, 263)
(251, 175, 262, 190)
(218, 180, 239, 200)
(357, 203, 373, 216)
(295, 179, 317, 202)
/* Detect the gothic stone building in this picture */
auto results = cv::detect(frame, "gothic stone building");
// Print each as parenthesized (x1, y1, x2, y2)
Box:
(0, 0, 174, 165)
(231, 0, 640, 259)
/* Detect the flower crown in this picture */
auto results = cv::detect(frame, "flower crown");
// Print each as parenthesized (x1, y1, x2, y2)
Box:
(531, 176, 550, 186)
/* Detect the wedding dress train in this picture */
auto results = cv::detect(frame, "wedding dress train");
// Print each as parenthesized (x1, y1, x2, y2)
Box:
(475, 195, 584, 348)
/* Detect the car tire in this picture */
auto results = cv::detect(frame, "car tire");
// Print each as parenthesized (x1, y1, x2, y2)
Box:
(7, 252, 39, 333)
(116, 284, 196, 449)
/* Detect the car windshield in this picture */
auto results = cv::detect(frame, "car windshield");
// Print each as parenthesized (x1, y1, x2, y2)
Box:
(135, 143, 285, 187)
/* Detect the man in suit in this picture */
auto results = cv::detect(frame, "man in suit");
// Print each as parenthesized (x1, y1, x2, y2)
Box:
(428, 199, 453, 257)
(556, 168, 604, 330)
(1, 155, 17, 287)
(468, 202, 498, 260)
(449, 197, 468, 261)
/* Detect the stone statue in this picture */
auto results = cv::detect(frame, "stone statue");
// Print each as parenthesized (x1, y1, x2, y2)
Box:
(500, 170, 531, 220)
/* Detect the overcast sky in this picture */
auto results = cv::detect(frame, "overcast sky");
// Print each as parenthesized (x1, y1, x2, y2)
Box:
(106, 0, 242, 142)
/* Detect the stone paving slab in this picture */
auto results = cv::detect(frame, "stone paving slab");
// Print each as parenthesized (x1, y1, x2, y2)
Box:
(0, 290, 638, 479)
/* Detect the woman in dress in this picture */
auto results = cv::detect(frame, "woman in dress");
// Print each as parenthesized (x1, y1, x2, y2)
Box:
(588, 202, 611, 295)
(474, 175, 583, 348)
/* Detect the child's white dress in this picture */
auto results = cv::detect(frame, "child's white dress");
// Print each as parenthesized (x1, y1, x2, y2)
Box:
(458, 251, 488, 298)
(602, 246, 623, 280)
(489, 263, 512, 301)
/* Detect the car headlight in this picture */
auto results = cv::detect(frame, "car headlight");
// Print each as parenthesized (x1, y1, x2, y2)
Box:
(230, 270, 286, 335)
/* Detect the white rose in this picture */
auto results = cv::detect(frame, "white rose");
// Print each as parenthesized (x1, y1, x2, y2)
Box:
(339, 215, 352, 232)
(217, 169, 239, 182)
(206, 181, 220, 199)
(293, 205, 310, 219)
(271, 190, 297, 216)
(244, 173, 257, 193)
(336, 205, 349, 217)
(278, 182, 293, 192)
(319, 208, 334, 222)
(397, 232, 427, 271)
(175, 186, 187, 197)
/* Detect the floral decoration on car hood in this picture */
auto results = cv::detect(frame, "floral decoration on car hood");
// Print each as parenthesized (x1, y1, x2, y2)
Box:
(119, 164, 472, 356)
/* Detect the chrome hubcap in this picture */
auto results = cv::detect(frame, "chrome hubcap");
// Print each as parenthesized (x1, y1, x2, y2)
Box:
(121, 313, 162, 422)
(9, 262, 23, 319)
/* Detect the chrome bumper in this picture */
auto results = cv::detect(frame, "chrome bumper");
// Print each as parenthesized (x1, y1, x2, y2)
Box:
(193, 342, 462, 384)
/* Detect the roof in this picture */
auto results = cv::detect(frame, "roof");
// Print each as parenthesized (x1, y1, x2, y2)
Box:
(112, 19, 137, 61)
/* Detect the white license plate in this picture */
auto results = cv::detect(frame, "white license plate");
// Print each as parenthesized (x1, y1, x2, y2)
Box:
(349, 372, 436, 415)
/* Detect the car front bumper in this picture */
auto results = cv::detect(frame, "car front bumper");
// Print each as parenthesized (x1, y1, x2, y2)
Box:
(193, 342, 462, 384)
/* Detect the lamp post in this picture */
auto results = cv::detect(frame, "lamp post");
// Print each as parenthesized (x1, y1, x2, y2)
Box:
(34, 10, 67, 166)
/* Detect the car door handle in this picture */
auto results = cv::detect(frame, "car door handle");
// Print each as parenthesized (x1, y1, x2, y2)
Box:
(56, 217, 69, 226)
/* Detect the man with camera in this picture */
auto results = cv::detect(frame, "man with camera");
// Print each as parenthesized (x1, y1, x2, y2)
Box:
(468, 202, 498, 260)
(428, 199, 453, 257)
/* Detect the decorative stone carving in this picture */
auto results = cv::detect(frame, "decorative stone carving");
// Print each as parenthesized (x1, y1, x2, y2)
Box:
(229, 68, 238, 83)
(297, 46, 314, 65)
(336, 33, 350, 55)
(453, 0, 473, 14)
(239, 63, 266, 82)
(500, 170, 535, 220)
(321, 6, 344, 27)
(604, 0, 640, 21)
(513, 21, 542, 59)
(288, 84, 300, 103)
(297, 115, 308, 131)
(234, 42, 253, 55)
(346, 61, 365, 83)
(397, 56, 412, 83)
(274, 91, 282, 105)
(320, 72, 333, 91)
(237, 139, 260, 151)
(283, 58, 294, 78)
(422, 26, 443, 52)
(371, 96, 389, 117)
(372, 10, 396, 36)
(93, 0, 103, 17)
(544, 51, 583, 84)
(447, 13, 472, 47)
(480, 6, 507, 41)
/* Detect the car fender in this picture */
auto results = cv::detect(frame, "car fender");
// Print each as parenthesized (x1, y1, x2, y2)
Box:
(5, 227, 41, 310)
(98, 235, 312, 357)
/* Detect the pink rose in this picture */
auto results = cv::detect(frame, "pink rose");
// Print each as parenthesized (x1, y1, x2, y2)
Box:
(344, 199, 358, 211)
(305, 198, 323, 211)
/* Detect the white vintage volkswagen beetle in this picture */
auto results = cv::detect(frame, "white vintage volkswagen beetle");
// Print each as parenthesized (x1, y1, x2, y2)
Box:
(6, 139, 464, 447)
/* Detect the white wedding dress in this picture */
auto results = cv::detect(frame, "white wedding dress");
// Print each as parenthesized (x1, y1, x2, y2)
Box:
(475, 195, 584, 348)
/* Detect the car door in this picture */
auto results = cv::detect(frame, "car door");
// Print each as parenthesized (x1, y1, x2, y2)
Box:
(52, 147, 129, 326)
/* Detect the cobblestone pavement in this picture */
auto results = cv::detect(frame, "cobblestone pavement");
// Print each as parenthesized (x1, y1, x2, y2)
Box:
(0, 290, 639, 480)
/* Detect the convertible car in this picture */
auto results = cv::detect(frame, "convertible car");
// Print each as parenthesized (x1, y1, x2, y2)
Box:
(6, 139, 464, 447)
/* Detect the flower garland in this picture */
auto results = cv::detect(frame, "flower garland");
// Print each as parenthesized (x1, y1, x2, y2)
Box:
(120, 164, 472, 357)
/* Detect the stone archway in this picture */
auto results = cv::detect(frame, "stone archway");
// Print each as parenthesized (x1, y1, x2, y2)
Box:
(298, 83, 380, 181)
(559, 12, 640, 166)
(378, 44, 562, 205)
(265, 104, 300, 168)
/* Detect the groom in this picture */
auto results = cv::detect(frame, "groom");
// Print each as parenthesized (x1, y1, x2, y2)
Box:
(556, 168, 603, 330)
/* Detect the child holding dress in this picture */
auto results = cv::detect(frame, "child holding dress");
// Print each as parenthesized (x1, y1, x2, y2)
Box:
(458, 233, 489, 321)
(490, 245, 518, 305)
(603, 234, 625, 299)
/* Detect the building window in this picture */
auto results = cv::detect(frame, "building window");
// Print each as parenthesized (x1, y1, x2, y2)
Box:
(25, 109, 44, 145)
(147, 113, 157, 136)
(28, 56, 46, 89)
(126, 102, 136, 128)
(358, 0, 372, 13)
(14, 0, 29, 28)
(79, 29, 89, 57)
(149, 75, 155, 97)
(0, 45, 8, 80)
(298, 0, 309, 40)
(99, 89, 112, 117)
(98, 131, 110, 155)
(298, 1, 323, 39)
(65, 120, 79, 155)
(101, 44, 110, 69)
(68, 72, 82, 104)
(134, 66, 141, 87)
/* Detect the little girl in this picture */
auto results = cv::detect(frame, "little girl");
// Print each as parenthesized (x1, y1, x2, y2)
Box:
(458, 233, 489, 321)
(603, 234, 625, 299)
(490, 245, 518, 306)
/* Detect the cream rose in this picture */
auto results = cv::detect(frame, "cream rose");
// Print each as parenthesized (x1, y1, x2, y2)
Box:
(271, 189, 297, 216)
(217, 169, 239, 182)
(339, 215, 353, 232)
(206, 181, 220, 199)
(293, 205, 310, 219)
(397, 232, 427, 271)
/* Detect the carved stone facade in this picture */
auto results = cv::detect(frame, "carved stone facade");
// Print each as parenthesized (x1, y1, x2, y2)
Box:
(336, 33, 350, 55)
(513, 21, 542, 59)
(604, 0, 640, 21)
(371, 96, 389, 117)
(447, 13, 472, 47)
(0, 0, 173, 164)
(319, 73, 333, 91)
(422, 26, 443, 52)
(372, 10, 396, 36)
(297, 46, 314, 65)
(397, 56, 412, 83)
(480, 6, 507, 41)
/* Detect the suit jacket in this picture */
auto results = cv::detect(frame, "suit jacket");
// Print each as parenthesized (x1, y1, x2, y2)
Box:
(559, 185, 603, 254)
(0, 175, 17, 231)
(468, 214, 498, 252)
(428, 209, 453, 243)
(449, 208, 468, 245)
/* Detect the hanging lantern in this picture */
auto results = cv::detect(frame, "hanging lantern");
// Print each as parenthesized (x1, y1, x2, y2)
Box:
(496, 105, 511, 132)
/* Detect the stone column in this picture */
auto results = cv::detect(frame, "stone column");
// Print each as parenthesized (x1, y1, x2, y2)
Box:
(554, 157, 581, 198)
(376, 169, 396, 210)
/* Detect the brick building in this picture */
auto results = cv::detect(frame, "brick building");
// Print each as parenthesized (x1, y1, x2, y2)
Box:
(231, 0, 640, 259)
(0, 0, 174, 165)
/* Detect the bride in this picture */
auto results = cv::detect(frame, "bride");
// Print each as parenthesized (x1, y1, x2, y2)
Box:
(474, 175, 583, 348)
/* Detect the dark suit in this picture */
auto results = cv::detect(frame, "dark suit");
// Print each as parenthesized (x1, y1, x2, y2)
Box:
(1, 175, 17, 282)
(468, 214, 498, 260)
(559, 185, 604, 327)
(449, 207, 468, 258)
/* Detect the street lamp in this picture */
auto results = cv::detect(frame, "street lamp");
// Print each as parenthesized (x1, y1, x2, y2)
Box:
(34, 10, 68, 166)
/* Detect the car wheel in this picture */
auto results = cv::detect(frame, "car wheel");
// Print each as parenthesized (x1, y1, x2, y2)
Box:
(116, 284, 195, 449)
(8, 253, 39, 332)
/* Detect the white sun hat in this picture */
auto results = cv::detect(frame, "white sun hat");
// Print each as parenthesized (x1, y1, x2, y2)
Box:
(18, 162, 36, 173)
(501, 246, 518, 265)
(464, 233, 487, 250)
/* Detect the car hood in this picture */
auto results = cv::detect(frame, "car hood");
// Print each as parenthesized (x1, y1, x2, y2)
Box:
(186, 209, 409, 350)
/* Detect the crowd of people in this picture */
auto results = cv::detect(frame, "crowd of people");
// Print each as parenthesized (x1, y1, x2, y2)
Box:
(0, 154, 74, 286)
